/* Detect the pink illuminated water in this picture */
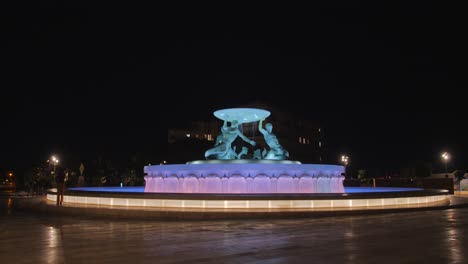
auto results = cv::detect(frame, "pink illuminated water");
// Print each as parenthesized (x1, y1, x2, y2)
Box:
(144, 162, 345, 194)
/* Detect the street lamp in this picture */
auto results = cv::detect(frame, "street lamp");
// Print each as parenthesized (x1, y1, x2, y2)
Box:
(341, 155, 349, 178)
(47, 155, 59, 175)
(441, 152, 450, 174)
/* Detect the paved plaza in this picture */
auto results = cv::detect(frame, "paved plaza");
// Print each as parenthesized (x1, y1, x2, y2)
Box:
(0, 196, 467, 264)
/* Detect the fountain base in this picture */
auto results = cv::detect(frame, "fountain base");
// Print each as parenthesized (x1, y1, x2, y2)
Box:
(144, 161, 345, 194)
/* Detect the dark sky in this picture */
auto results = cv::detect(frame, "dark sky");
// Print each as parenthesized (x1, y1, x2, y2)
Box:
(2, 2, 465, 174)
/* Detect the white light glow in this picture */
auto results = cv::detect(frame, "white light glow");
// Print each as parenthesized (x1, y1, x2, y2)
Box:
(341, 155, 349, 165)
(442, 152, 450, 160)
(46, 193, 449, 210)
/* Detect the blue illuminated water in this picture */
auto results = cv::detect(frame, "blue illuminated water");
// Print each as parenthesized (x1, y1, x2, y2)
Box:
(68, 187, 423, 193)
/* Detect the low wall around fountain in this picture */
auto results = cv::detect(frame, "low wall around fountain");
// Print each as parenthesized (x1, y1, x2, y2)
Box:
(144, 163, 345, 194)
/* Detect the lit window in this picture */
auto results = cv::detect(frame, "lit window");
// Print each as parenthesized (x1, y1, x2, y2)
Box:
(208, 134, 212, 141)
(299, 137, 302, 143)
(318, 128, 321, 132)
(186, 134, 191, 138)
(319, 141, 322, 147)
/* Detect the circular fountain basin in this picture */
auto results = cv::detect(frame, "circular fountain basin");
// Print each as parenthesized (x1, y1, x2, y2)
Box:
(144, 162, 345, 194)
(46, 186, 450, 216)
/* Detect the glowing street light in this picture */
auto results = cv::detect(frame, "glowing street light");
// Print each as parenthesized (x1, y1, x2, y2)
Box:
(341, 155, 349, 166)
(441, 152, 450, 174)
(47, 155, 59, 175)
(341, 155, 349, 178)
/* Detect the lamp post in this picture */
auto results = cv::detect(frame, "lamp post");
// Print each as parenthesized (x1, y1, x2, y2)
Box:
(341, 155, 349, 178)
(441, 152, 449, 174)
(48, 155, 59, 176)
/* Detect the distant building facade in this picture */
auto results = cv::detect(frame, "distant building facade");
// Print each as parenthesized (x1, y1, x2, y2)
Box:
(167, 102, 324, 163)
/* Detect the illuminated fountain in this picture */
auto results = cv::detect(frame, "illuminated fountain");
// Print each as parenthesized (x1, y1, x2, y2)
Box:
(144, 108, 345, 194)
(46, 108, 450, 216)
(45, 107, 450, 216)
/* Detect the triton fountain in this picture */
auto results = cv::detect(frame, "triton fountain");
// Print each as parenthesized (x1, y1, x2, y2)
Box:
(143, 108, 345, 194)
(46, 108, 450, 218)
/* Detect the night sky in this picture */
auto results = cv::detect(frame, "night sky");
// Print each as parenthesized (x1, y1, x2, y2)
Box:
(2, 2, 465, 175)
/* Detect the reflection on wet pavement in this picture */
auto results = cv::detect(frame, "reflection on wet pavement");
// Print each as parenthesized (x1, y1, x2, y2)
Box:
(0, 197, 467, 264)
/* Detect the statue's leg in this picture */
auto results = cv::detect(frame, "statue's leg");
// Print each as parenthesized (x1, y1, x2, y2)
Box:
(205, 148, 215, 158)
(264, 151, 275, 159)
(205, 146, 224, 159)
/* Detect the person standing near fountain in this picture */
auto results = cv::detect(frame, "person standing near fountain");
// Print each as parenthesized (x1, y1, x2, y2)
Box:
(55, 167, 66, 206)
(205, 120, 256, 159)
(259, 119, 289, 160)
